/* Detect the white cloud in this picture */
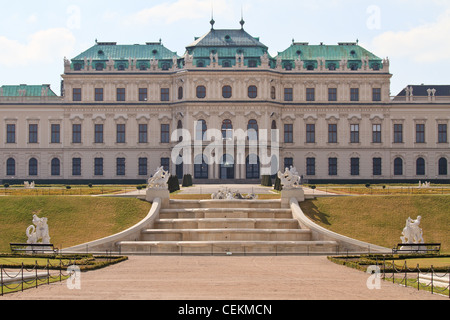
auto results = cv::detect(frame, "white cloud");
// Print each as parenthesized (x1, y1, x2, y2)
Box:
(371, 9, 450, 62)
(0, 28, 76, 67)
(123, 0, 231, 26)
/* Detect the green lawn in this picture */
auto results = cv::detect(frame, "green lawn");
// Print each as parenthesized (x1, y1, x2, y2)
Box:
(0, 196, 152, 253)
(300, 195, 450, 253)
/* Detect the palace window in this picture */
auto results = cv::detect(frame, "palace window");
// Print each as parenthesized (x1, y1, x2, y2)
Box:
(222, 86, 232, 99)
(95, 88, 104, 102)
(51, 158, 61, 176)
(139, 124, 148, 144)
(72, 158, 81, 176)
(94, 158, 103, 176)
(438, 124, 448, 143)
(161, 158, 170, 172)
(373, 158, 382, 176)
(94, 124, 103, 144)
(284, 88, 293, 102)
(372, 124, 382, 143)
(350, 88, 359, 102)
(248, 120, 259, 141)
(328, 88, 337, 102)
(248, 86, 258, 99)
(195, 120, 207, 141)
(372, 88, 382, 102)
(161, 88, 170, 101)
(116, 158, 126, 176)
(139, 88, 148, 102)
(306, 88, 315, 101)
(196, 86, 206, 99)
(416, 158, 426, 176)
(116, 124, 126, 143)
(194, 155, 208, 179)
(394, 124, 403, 143)
(271, 86, 276, 100)
(6, 124, 16, 144)
(116, 88, 126, 102)
(6, 158, 15, 176)
(351, 158, 360, 176)
(178, 87, 183, 100)
(29, 124, 38, 144)
(328, 158, 338, 176)
(51, 124, 60, 144)
(73, 88, 82, 102)
(161, 124, 170, 143)
(394, 158, 403, 176)
(306, 158, 316, 176)
(139, 158, 148, 176)
(248, 60, 257, 68)
(416, 124, 425, 143)
(350, 124, 360, 143)
(284, 124, 293, 143)
(306, 124, 315, 143)
(29, 158, 38, 176)
(72, 124, 81, 144)
(328, 124, 337, 143)
(222, 120, 233, 140)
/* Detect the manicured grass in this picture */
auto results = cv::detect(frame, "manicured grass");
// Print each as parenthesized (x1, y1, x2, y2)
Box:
(0, 196, 152, 253)
(300, 195, 450, 253)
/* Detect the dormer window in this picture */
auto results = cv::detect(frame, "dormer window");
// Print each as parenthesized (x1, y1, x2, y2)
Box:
(118, 64, 126, 71)
(74, 63, 82, 71)
(162, 63, 170, 70)
(350, 63, 358, 71)
(197, 60, 205, 67)
(284, 62, 293, 71)
(223, 60, 231, 68)
(328, 63, 336, 71)
(372, 63, 380, 71)
(225, 35, 231, 42)
(248, 60, 257, 68)
(306, 64, 314, 71)
(95, 63, 104, 71)
(139, 63, 147, 71)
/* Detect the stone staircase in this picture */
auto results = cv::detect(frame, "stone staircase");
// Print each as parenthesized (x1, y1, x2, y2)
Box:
(118, 199, 339, 255)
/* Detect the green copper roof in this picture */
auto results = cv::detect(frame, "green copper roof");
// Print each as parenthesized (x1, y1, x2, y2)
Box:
(72, 42, 179, 61)
(0, 85, 57, 97)
(277, 43, 382, 61)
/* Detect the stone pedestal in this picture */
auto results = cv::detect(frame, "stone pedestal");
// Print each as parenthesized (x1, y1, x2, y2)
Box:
(146, 188, 170, 207)
(281, 187, 305, 207)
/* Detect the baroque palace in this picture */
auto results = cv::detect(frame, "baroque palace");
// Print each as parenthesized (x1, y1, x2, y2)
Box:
(0, 20, 449, 184)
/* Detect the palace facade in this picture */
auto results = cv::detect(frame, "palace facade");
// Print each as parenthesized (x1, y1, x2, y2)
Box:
(0, 22, 449, 184)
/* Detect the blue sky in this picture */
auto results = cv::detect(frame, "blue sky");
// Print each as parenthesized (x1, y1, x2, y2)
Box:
(1, 0, 449, 96)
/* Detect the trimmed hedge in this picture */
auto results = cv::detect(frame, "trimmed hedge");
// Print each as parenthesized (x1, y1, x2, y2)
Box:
(182, 174, 193, 187)
(168, 175, 181, 193)
(261, 175, 273, 187)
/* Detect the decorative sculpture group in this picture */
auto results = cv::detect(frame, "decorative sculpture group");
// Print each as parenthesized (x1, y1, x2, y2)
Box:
(147, 167, 170, 190)
(24, 181, 35, 189)
(26, 214, 51, 249)
(211, 189, 258, 200)
(401, 216, 425, 245)
(418, 181, 431, 189)
(277, 166, 301, 190)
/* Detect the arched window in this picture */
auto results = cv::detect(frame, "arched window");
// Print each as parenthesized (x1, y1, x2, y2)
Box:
(6, 158, 15, 176)
(439, 158, 448, 175)
(196, 86, 206, 99)
(284, 62, 293, 71)
(222, 119, 233, 140)
(222, 86, 232, 99)
(271, 86, 276, 100)
(95, 63, 104, 71)
(161, 63, 170, 71)
(197, 60, 205, 68)
(328, 63, 336, 71)
(248, 60, 257, 68)
(248, 85, 257, 99)
(51, 158, 61, 176)
(416, 158, 425, 176)
(195, 120, 207, 141)
(246, 155, 260, 179)
(139, 63, 147, 71)
(117, 64, 126, 71)
(178, 86, 183, 100)
(177, 120, 183, 142)
(306, 64, 314, 71)
(29, 158, 38, 176)
(394, 158, 403, 176)
(248, 120, 258, 141)
(222, 60, 231, 68)
(74, 63, 82, 71)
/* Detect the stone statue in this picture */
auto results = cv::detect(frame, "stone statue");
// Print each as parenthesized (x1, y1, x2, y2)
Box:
(26, 214, 51, 246)
(147, 167, 170, 190)
(277, 166, 301, 190)
(401, 216, 424, 245)
(211, 189, 257, 200)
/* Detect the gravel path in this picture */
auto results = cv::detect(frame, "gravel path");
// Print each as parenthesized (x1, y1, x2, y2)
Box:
(1, 256, 446, 300)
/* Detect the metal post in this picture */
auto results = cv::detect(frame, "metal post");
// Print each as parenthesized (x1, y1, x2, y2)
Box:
(417, 264, 420, 292)
(431, 265, 434, 295)
(21, 263, 24, 292)
(35, 260, 38, 289)
(47, 260, 50, 286)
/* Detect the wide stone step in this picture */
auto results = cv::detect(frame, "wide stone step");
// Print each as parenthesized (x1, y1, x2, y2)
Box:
(140, 229, 312, 242)
(168, 200, 282, 209)
(155, 218, 299, 230)
(117, 240, 339, 255)
(159, 208, 293, 219)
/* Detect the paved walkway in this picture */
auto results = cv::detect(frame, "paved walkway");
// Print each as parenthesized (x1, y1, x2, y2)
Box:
(1, 256, 446, 300)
